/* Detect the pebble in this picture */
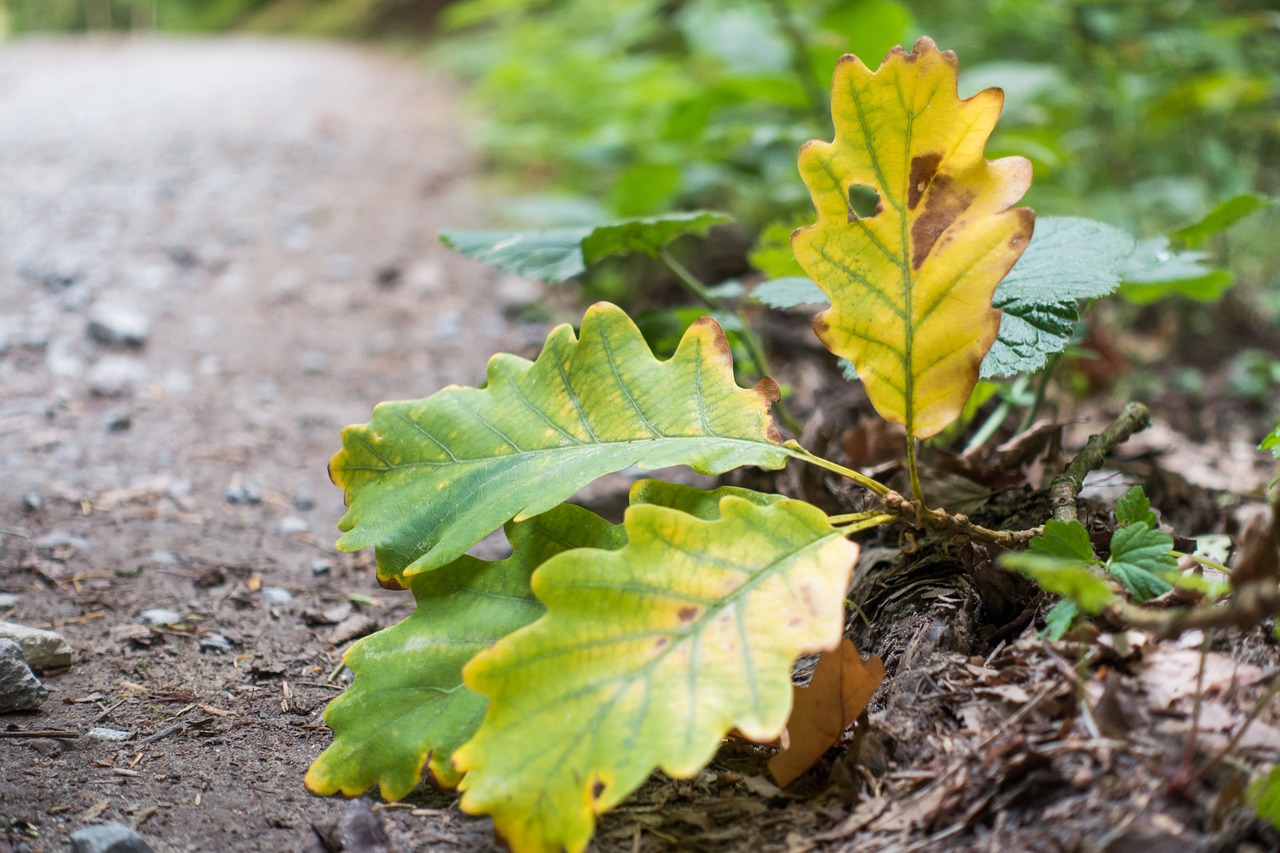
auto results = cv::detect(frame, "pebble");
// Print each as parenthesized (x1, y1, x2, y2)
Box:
(70, 823, 155, 853)
(137, 608, 183, 626)
(22, 492, 42, 511)
(224, 480, 262, 505)
(0, 621, 74, 670)
(198, 634, 233, 654)
(0, 593, 19, 609)
(85, 727, 134, 742)
(262, 587, 294, 606)
(293, 491, 315, 511)
(310, 560, 332, 577)
(0, 638, 48, 713)
(86, 355, 147, 397)
(104, 411, 132, 432)
(34, 530, 90, 551)
(278, 515, 309, 535)
(87, 303, 150, 348)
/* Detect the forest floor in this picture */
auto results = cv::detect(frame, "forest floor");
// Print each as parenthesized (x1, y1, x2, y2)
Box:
(1, 35, 1279, 853)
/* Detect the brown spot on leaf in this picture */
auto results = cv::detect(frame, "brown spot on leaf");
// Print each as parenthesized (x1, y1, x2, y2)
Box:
(691, 316, 733, 365)
(752, 376, 781, 404)
(592, 779, 606, 800)
(678, 606, 698, 623)
(910, 174, 975, 269)
(653, 637, 668, 649)
(377, 571, 407, 592)
(908, 152, 943, 210)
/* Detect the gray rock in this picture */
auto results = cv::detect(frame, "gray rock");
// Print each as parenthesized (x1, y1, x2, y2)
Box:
(70, 823, 155, 853)
(85, 726, 134, 741)
(0, 621, 73, 670)
(198, 634, 233, 654)
(310, 560, 332, 577)
(87, 304, 150, 348)
(34, 530, 90, 552)
(137, 608, 182, 626)
(22, 492, 42, 511)
(262, 587, 294, 606)
(0, 638, 48, 713)
(278, 515, 309, 535)
(86, 355, 146, 397)
(0, 593, 19, 609)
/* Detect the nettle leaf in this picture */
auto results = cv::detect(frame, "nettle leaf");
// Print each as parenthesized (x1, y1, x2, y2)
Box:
(305, 503, 619, 799)
(1115, 485, 1158, 529)
(752, 277, 829, 309)
(793, 37, 1034, 438)
(981, 217, 1135, 378)
(1117, 236, 1233, 305)
(1029, 519, 1095, 562)
(1170, 193, 1272, 249)
(439, 211, 732, 284)
(331, 303, 790, 585)
(454, 497, 857, 853)
(1106, 522, 1176, 602)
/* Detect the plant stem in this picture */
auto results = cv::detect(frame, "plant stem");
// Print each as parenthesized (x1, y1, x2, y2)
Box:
(788, 445, 890, 497)
(658, 248, 802, 434)
(906, 438, 924, 505)
(1020, 353, 1061, 432)
(1048, 402, 1151, 523)
(763, 0, 830, 128)
(832, 513, 897, 534)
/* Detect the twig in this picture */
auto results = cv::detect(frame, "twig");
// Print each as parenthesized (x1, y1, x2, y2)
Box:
(1048, 402, 1151, 523)
(1108, 581, 1280, 638)
(882, 491, 1043, 547)
(0, 730, 81, 739)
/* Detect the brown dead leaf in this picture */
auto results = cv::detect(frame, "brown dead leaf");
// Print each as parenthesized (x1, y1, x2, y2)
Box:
(768, 638, 884, 787)
(1137, 646, 1266, 709)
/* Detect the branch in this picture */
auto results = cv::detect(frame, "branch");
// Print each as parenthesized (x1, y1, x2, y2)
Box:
(1048, 402, 1151, 523)
(1108, 581, 1280, 639)
(882, 491, 1043, 548)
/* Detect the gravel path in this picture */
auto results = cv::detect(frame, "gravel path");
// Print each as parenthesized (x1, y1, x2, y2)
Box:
(0, 37, 534, 851)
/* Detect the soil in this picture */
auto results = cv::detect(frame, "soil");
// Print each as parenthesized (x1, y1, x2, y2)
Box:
(2, 35, 1279, 853)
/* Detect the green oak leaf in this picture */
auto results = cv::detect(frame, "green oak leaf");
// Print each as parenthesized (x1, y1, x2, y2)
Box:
(305, 503, 620, 799)
(752, 277, 829, 309)
(454, 496, 857, 853)
(1117, 236, 1233, 305)
(1170, 194, 1272, 249)
(981, 217, 1135, 378)
(1106, 522, 1176, 602)
(1029, 518, 1095, 562)
(1115, 485, 1158, 529)
(439, 211, 732, 283)
(331, 303, 790, 585)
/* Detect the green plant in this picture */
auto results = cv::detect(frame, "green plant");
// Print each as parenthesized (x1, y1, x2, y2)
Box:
(307, 39, 1280, 853)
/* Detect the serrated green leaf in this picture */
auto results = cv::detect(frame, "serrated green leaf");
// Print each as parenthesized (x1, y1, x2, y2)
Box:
(439, 228, 592, 283)
(1106, 522, 1176, 602)
(1261, 424, 1280, 457)
(981, 217, 1135, 378)
(999, 551, 1114, 614)
(1117, 236, 1234, 305)
(1170, 194, 1273, 249)
(1115, 485, 1158, 529)
(1029, 519, 1095, 562)
(306, 503, 618, 799)
(1250, 766, 1280, 829)
(1043, 599, 1079, 641)
(752, 277, 828, 309)
(439, 211, 732, 284)
(581, 211, 732, 264)
(331, 303, 790, 585)
(454, 497, 857, 853)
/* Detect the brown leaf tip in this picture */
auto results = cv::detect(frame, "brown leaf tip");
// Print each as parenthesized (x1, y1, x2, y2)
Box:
(689, 315, 734, 364)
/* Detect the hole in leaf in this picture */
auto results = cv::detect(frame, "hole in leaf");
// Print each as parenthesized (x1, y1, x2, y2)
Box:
(847, 185, 881, 220)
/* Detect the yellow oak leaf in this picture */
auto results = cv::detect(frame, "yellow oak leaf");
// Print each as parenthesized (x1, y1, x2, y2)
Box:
(794, 37, 1034, 438)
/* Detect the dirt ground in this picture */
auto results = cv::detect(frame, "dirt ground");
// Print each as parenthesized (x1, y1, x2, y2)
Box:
(2, 35, 1279, 853)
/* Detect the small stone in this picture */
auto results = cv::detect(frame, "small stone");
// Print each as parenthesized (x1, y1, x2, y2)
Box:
(224, 480, 262, 505)
(0, 638, 48, 713)
(278, 515, 309, 535)
(86, 356, 146, 397)
(138, 608, 182, 627)
(262, 587, 294, 607)
(85, 727, 134, 742)
(147, 550, 178, 565)
(22, 492, 42, 511)
(299, 351, 328, 375)
(104, 411, 132, 432)
(310, 560, 332, 577)
(87, 304, 150, 348)
(293, 491, 315, 511)
(333, 797, 390, 853)
(0, 593, 19, 609)
(70, 822, 155, 853)
(198, 634, 233, 654)
(0, 621, 73, 670)
(433, 311, 463, 342)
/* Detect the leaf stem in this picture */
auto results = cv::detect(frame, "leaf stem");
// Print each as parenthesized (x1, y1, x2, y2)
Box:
(787, 445, 890, 497)
(834, 514, 897, 534)
(658, 248, 802, 435)
(906, 439, 924, 505)
(1020, 353, 1061, 432)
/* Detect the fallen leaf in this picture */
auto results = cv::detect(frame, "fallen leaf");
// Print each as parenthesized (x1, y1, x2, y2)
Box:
(768, 638, 885, 787)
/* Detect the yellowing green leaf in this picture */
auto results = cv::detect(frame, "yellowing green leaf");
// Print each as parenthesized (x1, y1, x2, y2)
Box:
(793, 37, 1034, 438)
(305, 503, 619, 799)
(454, 496, 858, 853)
(331, 303, 790, 586)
